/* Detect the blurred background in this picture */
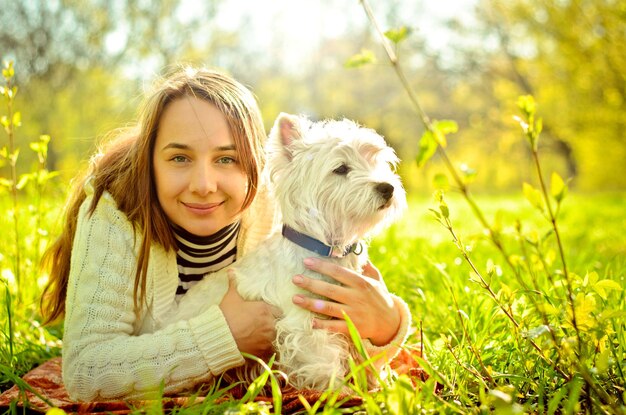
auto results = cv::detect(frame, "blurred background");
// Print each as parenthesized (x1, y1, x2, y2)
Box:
(1, 0, 624, 193)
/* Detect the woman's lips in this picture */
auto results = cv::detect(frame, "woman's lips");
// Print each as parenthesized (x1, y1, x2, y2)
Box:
(183, 201, 223, 215)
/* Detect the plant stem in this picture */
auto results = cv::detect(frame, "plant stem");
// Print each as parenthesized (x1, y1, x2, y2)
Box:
(448, 285, 496, 386)
(3, 73, 22, 303)
(445, 342, 487, 387)
(359, 0, 432, 130)
(442, 215, 571, 381)
(2, 280, 14, 367)
(359, 0, 523, 281)
(517, 230, 570, 373)
(530, 150, 581, 355)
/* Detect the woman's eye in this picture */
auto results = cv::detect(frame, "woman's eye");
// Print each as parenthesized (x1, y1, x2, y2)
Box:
(217, 156, 237, 164)
(171, 155, 188, 163)
(333, 164, 350, 175)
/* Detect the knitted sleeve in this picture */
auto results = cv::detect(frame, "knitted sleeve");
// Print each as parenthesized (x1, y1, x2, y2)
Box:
(62, 192, 244, 401)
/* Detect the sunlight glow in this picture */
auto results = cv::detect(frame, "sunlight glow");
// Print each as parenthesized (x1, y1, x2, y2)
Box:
(2, 268, 15, 287)
(215, 0, 351, 70)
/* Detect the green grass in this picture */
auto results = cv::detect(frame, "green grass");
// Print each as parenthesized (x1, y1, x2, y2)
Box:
(1, 190, 625, 414)
(370, 191, 626, 414)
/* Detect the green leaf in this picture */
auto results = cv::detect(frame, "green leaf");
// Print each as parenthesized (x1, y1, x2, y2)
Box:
(12, 111, 21, 127)
(416, 130, 438, 167)
(267, 358, 282, 415)
(595, 279, 623, 291)
(428, 208, 442, 220)
(440, 203, 449, 219)
(343, 311, 368, 359)
(16, 174, 30, 190)
(0, 177, 13, 188)
(8, 148, 19, 164)
(30, 142, 41, 153)
(344, 49, 377, 68)
(384, 26, 410, 44)
(517, 95, 536, 117)
(2, 61, 14, 80)
(547, 383, 569, 415)
(430, 120, 458, 148)
(564, 377, 584, 414)
(583, 271, 598, 287)
(551, 172, 567, 202)
(241, 362, 270, 401)
(598, 309, 626, 321)
(42, 171, 60, 182)
(433, 119, 458, 135)
(594, 279, 623, 300)
(433, 173, 449, 190)
(596, 349, 610, 374)
(523, 182, 544, 211)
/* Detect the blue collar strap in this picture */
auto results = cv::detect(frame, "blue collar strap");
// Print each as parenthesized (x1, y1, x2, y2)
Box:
(281, 225, 361, 258)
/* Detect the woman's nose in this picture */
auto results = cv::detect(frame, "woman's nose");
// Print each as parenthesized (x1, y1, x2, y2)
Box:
(189, 163, 217, 195)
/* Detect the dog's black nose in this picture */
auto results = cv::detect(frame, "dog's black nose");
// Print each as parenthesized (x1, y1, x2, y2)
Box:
(375, 183, 394, 201)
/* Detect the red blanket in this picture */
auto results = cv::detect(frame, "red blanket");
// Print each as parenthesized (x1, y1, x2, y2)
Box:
(0, 348, 426, 414)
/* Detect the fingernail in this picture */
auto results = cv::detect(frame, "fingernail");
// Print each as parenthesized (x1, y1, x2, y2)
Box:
(293, 295, 304, 304)
(303, 257, 316, 267)
(292, 275, 304, 284)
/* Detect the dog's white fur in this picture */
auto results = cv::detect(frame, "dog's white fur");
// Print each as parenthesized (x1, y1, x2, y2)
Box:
(167, 113, 406, 390)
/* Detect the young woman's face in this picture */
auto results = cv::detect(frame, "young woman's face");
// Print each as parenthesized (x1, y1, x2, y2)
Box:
(153, 97, 248, 236)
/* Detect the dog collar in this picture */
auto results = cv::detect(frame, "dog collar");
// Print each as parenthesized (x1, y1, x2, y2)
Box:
(281, 225, 362, 258)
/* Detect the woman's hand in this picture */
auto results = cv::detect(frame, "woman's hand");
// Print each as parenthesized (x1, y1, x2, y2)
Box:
(219, 271, 282, 358)
(291, 258, 401, 346)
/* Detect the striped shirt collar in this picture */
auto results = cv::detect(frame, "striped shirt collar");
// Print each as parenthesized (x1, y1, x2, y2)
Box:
(173, 221, 240, 296)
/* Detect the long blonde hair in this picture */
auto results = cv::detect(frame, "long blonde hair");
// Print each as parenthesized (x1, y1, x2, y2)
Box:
(41, 67, 267, 324)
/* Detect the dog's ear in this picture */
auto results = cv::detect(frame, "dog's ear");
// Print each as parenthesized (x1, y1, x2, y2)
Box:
(274, 112, 302, 147)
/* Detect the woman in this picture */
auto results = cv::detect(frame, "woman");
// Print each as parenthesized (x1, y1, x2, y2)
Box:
(41, 66, 410, 401)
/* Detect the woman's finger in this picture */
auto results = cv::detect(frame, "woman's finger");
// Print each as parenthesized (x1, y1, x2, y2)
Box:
(292, 274, 350, 303)
(292, 294, 347, 319)
(362, 261, 382, 281)
(302, 257, 362, 287)
(311, 318, 350, 335)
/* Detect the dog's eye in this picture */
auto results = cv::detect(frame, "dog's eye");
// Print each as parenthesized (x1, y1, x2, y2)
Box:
(333, 164, 351, 175)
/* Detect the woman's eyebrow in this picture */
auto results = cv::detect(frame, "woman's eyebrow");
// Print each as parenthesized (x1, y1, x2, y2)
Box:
(161, 142, 190, 151)
(160, 143, 237, 151)
(216, 144, 237, 151)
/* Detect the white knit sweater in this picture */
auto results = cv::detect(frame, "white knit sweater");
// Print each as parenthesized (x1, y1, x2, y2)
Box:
(62, 180, 411, 401)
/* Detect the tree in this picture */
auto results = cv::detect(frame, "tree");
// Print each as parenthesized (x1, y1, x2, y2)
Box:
(448, 0, 626, 190)
(0, 0, 219, 172)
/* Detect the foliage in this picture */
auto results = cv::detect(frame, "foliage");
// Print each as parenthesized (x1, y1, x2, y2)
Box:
(2, 1, 624, 192)
(1, 61, 63, 393)
(349, 2, 626, 412)
(449, 0, 626, 190)
(370, 190, 626, 414)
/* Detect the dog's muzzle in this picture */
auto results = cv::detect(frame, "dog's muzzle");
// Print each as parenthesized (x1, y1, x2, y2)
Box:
(376, 182, 394, 209)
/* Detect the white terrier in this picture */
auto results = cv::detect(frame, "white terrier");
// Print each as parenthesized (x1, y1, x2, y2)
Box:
(168, 113, 406, 391)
